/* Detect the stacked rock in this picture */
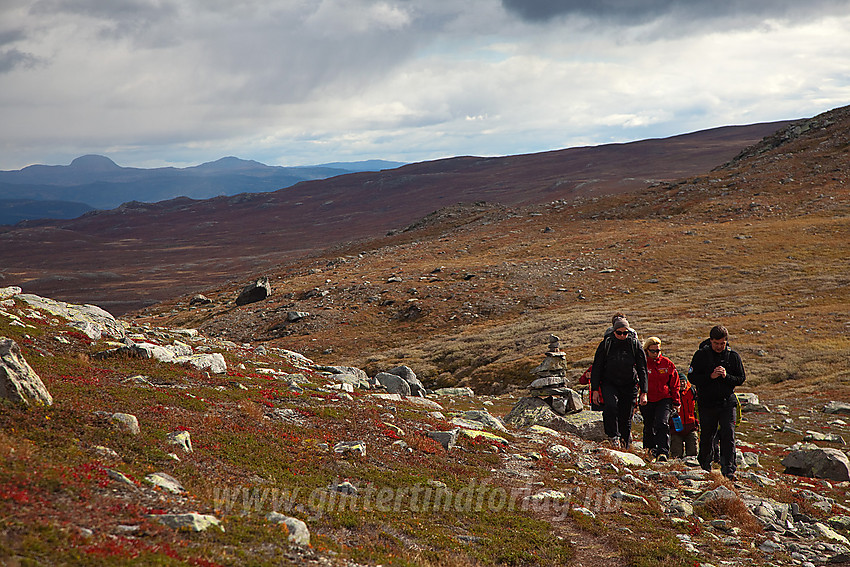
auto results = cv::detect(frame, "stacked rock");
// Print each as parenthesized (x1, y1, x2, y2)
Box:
(528, 335, 583, 415)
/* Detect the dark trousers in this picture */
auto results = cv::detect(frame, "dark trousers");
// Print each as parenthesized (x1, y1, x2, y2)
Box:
(639, 398, 672, 456)
(698, 403, 737, 476)
(601, 382, 638, 447)
(671, 430, 698, 458)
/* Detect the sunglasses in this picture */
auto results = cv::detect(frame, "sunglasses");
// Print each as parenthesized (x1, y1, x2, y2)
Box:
(614, 329, 629, 336)
(648, 348, 661, 353)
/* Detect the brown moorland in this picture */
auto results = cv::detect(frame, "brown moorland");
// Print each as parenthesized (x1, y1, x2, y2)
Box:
(140, 106, 849, 401)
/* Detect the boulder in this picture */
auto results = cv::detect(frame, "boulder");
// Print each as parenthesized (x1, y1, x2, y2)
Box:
(695, 485, 739, 505)
(330, 372, 372, 390)
(167, 431, 193, 454)
(375, 372, 411, 396)
(333, 440, 366, 457)
(133, 342, 177, 363)
(266, 513, 310, 545)
(428, 429, 458, 450)
(387, 365, 426, 396)
(111, 413, 140, 435)
(781, 447, 850, 481)
(174, 353, 227, 374)
(0, 286, 22, 300)
(236, 277, 272, 306)
(600, 449, 646, 467)
(461, 410, 508, 432)
(286, 311, 310, 322)
(823, 401, 850, 416)
(0, 337, 53, 406)
(145, 472, 185, 494)
(18, 294, 125, 340)
(189, 294, 213, 306)
(504, 396, 605, 441)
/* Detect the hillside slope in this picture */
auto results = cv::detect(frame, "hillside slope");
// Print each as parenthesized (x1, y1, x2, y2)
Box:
(139, 106, 850, 399)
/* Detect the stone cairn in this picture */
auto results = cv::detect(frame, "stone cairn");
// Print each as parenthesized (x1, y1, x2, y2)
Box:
(527, 335, 583, 415)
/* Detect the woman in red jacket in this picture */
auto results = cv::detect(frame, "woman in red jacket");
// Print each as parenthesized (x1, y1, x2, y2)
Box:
(639, 337, 680, 461)
(670, 377, 699, 458)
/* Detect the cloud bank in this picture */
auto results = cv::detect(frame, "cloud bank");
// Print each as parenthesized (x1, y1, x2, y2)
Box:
(1, 0, 848, 169)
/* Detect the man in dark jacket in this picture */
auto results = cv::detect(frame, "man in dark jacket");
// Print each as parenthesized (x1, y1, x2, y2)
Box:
(688, 325, 746, 479)
(590, 316, 648, 448)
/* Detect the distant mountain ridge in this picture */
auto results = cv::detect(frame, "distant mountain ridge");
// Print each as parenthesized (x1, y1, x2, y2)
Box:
(0, 155, 406, 224)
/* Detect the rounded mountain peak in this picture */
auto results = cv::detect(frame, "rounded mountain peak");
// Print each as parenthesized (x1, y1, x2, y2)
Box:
(69, 155, 121, 171)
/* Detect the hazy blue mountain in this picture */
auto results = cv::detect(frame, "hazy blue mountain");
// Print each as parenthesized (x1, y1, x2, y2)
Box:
(0, 198, 95, 226)
(309, 159, 406, 172)
(0, 155, 400, 213)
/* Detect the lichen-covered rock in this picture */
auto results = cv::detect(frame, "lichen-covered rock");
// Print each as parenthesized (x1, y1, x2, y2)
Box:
(173, 353, 227, 374)
(145, 472, 185, 494)
(600, 448, 646, 467)
(504, 396, 605, 441)
(17, 294, 125, 340)
(266, 513, 310, 545)
(153, 512, 223, 532)
(0, 337, 53, 406)
(461, 409, 508, 432)
(167, 431, 193, 454)
(110, 413, 140, 435)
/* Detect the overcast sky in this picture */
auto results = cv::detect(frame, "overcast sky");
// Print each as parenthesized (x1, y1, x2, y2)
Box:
(1, 0, 849, 170)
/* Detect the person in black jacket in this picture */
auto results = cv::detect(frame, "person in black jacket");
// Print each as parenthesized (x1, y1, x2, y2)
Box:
(688, 325, 746, 480)
(590, 316, 648, 448)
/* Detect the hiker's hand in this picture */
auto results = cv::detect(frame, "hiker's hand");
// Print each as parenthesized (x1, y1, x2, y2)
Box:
(639, 392, 648, 405)
(592, 390, 601, 405)
(711, 366, 726, 379)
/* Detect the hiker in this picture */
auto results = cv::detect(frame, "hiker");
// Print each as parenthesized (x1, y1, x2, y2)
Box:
(590, 316, 648, 448)
(639, 337, 680, 461)
(688, 325, 746, 480)
(670, 376, 699, 458)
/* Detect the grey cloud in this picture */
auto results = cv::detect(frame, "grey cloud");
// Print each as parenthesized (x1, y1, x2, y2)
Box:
(501, 0, 850, 24)
(0, 48, 40, 73)
(30, 0, 179, 44)
(0, 29, 28, 47)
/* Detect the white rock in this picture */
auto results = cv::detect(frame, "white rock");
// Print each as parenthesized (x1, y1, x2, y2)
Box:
(0, 338, 53, 406)
(153, 512, 222, 532)
(266, 513, 310, 545)
(145, 472, 185, 494)
(110, 413, 140, 435)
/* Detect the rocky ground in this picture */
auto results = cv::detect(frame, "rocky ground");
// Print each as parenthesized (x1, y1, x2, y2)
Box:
(2, 287, 849, 567)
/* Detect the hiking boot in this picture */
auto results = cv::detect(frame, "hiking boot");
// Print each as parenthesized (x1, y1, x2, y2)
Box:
(656, 454, 668, 463)
(724, 472, 737, 482)
(607, 437, 621, 448)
